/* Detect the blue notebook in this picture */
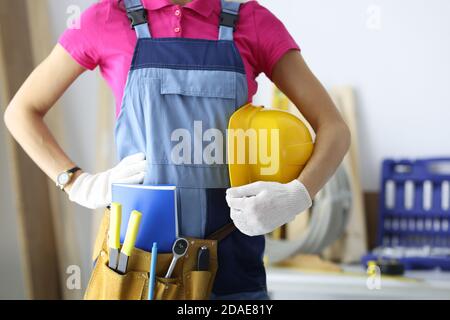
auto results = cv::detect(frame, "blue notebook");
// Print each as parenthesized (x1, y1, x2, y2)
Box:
(112, 184, 178, 253)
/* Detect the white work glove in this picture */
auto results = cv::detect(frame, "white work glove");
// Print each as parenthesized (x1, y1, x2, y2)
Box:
(68, 153, 147, 209)
(226, 180, 312, 236)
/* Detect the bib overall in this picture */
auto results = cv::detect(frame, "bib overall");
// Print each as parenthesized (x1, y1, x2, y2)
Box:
(115, 0, 266, 295)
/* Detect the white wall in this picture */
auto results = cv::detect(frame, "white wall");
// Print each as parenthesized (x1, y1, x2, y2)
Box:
(255, 0, 450, 190)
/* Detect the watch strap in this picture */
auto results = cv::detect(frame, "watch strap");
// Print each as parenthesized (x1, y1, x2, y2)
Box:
(67, 167, 81, 175)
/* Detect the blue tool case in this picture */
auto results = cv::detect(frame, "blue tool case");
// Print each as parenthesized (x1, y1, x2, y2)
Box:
(362, 158, 450, 270)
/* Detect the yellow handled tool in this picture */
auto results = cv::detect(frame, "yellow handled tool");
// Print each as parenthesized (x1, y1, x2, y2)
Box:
(108, 203, 122, 270)
(117, 210, 142, 274)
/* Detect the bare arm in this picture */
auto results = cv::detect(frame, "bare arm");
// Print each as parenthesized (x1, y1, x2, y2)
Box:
(272, 51, 351, 197)
(3, 44, 86, 191)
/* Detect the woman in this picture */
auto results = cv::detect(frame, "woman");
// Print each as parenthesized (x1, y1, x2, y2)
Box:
(4, 0, 350, 300)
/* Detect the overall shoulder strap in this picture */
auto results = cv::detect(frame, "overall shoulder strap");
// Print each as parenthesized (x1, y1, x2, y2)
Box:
(219, 0, 242, 41)
(124, 0, 151, 38)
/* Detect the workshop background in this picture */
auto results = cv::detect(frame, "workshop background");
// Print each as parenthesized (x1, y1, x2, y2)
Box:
(1, 0, 450, 300)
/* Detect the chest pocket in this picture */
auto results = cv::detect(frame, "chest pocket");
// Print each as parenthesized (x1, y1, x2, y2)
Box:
(161, 69, 236, 99)
(143, 69, 238, 167)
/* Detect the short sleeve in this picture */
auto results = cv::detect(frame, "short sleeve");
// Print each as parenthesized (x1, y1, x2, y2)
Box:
(58, 3, 104, 70)
(252, 3, 300, 78)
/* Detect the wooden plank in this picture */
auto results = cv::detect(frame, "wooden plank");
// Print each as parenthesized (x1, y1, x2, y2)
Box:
(286, 210, 310, 240)
(0, 0, 61, 299)
(323, 86, 368, 263)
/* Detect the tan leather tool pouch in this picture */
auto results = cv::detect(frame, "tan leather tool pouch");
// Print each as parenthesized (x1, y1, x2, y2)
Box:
(85, 209, 234, 300)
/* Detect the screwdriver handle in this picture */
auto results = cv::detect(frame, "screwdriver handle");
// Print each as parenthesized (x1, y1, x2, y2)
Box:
(108, 202, 122, 250)
(121, 210, 142, 257)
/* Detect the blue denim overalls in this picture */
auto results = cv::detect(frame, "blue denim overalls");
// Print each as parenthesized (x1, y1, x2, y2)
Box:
(115, 0, 267, 297)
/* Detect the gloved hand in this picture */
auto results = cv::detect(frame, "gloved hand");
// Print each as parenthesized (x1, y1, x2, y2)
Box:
(226, 180, 312, 236)
(68, 153, 147, 209)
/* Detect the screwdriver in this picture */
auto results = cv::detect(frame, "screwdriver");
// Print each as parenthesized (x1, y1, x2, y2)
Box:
(108, 202, 122, 270)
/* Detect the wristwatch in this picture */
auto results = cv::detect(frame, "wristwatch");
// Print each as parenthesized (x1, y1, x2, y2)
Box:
(56, 167, 82, 191)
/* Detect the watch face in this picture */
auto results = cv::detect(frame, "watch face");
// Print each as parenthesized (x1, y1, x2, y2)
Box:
(57, 172, 70, 186)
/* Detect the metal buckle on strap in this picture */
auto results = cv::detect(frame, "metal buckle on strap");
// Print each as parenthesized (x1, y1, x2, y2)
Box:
(220, 11, 238, 30)
(127, 8, 147, 29)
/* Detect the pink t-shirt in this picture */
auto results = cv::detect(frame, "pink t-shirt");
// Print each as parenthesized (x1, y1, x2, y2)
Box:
(59, 0, 300, 117)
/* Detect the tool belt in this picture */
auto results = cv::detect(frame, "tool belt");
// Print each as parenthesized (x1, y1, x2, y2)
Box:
(84, 209, 236, 300)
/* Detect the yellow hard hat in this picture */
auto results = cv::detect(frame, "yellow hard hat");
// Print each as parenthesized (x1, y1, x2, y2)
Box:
(228, 103, 314, 187)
